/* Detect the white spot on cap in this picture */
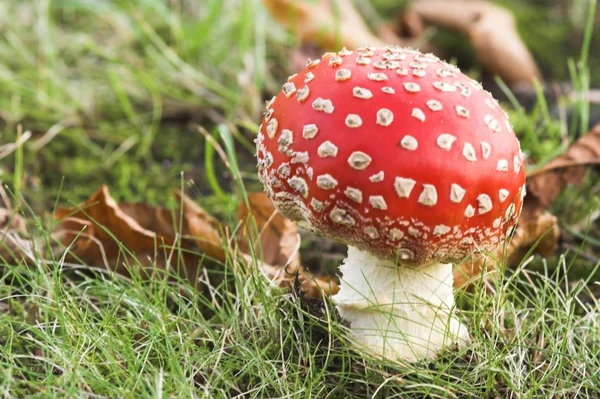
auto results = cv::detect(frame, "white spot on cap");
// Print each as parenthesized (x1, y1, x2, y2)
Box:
(464, 205, 475, 218)
(288, 176, 308, 197)
(356, 57, 371, 66)
(412, 69, 426, 78)
(408, 227, 420, 237)
(277, 129, 293, 151)
(277, 163, 291, 177)
(348, 151, 372, 170)
(312, 98, 334, 114)
(404, 82, 421, 93)
(436, 68, 456, 78)
(484, 115, 501, 132)
(317, 174, 338, 190)
(296, 86, 310, 102)
(389, 228, 404, 240)
(462, 143, 477, 162)
(400, 135, 418, 150)
(282, 82, 296, 98)
(306, 59, 320, 68)
(291, 151, 309, 164)
(335, 69, 352, 82)
(496, 159, 508, 172)
(456, 106, 470, 118)
(426, 100, 443, 111)
(513, 155, 521, 173)
(330, 207, 355, 226)
(384, 53, 406, 61)
(477, 194, 492, 214)
(328, 56, 342, 67)
(382, 87, 395, 94)
(364, 226, 379, 239)
(433, 81, 457, 92)
(266, 118, 278, 138)
(302, 124, 318, 139)
(396, 67, 408, 76)
(395, 177, 416, 198)
(450, 184, 466, 203)
(317, 141, 338, 158)
(304, 72, 315, 83)
(492, 217, 501, 229)
(437, 134, 456, 150)
(411, 108, 425, 122)
(418, 184, 438, 206)
(456, 82, 471, 97)
(433, 225, 451, 236)
(338, 47, 353, 56)
(499, 189, 509, 202)
(353, 87, 373, 99)
(367, 72, 388, 81)
(369, 196, 387, 210)
(311, 198, 324, 212)
(376, 108, 394, 126)
(369, 171, 384, 182)
(344, 187, 363, 203)
(481, 142, 491, 159)
(345, 114, 363, 128)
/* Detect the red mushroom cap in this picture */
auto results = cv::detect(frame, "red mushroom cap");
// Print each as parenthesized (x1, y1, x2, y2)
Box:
(256, 46, 526, 266)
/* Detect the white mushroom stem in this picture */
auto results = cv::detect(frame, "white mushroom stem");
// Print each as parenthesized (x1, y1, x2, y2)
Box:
(333, 246, 469, 362)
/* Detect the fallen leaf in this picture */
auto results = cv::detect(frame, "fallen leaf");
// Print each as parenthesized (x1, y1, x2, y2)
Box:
(527, 124, 600, 208)
(262, 0, 394, 50)
(53, 186, 226, 288)
(406, 0, 541, 85)
(54, 186, 165, 263)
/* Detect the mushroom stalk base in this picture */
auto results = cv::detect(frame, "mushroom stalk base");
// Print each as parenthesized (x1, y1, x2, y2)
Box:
(333, 246, 469, 362)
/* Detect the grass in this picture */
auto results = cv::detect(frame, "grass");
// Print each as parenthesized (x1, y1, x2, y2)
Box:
(1, 0, 600, 397)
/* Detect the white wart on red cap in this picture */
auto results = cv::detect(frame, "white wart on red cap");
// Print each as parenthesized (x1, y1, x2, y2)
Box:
(256, 46, 526, 266)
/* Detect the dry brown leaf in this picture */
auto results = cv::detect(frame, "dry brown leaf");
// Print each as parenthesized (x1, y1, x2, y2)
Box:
(238, 192, 338, 297)
(262, 0, 394, 50)
(527, 124, 600, 208)
(54, 186, 166, 262)
(52, 186, 227, 288)
(407, 0, 541, 85)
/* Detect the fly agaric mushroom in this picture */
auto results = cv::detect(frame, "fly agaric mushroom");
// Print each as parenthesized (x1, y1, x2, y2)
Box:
(256, 46, 526, 361)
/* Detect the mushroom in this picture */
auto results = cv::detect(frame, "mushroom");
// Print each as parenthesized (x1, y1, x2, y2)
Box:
(255, 47, 526, 362)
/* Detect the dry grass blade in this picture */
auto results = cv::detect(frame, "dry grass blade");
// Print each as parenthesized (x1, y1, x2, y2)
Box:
(407, 0, 541, 85)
